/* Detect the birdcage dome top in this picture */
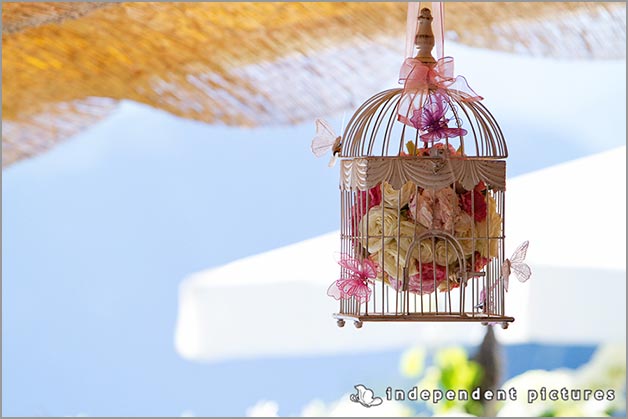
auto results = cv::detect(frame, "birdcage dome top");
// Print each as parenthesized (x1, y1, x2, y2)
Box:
(338, 86, 508, 193)
(341, 87, 507, 159)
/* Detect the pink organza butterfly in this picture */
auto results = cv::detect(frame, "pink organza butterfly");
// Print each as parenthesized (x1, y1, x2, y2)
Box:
(327, 256, 378, 303)
(476, 241, 531, 313)
(410, 92, 467, 143)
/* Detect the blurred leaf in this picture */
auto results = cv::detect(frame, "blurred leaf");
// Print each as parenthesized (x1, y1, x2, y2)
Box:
(436, 347, 484, 391)
(400, 347, 426, 378)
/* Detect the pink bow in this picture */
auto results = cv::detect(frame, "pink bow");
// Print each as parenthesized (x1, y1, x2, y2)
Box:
(397, 57, 482, 126)
(327, 256, 378, 303)
(399, 57, 474, 94)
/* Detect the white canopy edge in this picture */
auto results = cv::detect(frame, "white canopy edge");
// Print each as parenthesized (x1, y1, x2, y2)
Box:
(175, 146, 626, 361)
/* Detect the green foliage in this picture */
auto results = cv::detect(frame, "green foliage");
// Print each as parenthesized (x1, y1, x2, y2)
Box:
(403, 346, 486, 416)
(432, 347, 484, 415)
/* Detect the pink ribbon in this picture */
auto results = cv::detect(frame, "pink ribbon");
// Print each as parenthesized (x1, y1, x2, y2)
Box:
(399, 56, 482, 100)
(398, 2, 482, 126)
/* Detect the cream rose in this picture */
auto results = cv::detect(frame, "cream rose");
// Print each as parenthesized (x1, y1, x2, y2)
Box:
(372, 240, 421, 281)
(396, 220, 434, 264)
(358, 206, 399, 253)
(415, 242, 434, 264)
(396, 220, 426, 245)
(433, 239, 460, 266)
(374, 220, 432, 278)
(381, 181, 415, 209)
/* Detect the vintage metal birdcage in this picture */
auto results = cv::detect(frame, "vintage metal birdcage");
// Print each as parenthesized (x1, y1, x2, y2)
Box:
(329, 7, 513, 329)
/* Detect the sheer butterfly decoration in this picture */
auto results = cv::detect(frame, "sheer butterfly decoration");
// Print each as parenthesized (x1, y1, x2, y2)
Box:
(311, 118, 342, 167)
(327, 255, 378, 303)
(476, 240, 531, 313)
(410, 91, 467, 143)
(502, 240, 531, 291)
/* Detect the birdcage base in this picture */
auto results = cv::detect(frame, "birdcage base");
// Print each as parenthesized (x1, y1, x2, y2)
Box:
(333, 313, 514, 328)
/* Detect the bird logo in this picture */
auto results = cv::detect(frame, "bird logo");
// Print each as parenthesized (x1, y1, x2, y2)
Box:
(349, 385, 383, 408)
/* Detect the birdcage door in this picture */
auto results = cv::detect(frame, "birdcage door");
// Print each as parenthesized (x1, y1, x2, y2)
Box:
(400, 230, 467, 317)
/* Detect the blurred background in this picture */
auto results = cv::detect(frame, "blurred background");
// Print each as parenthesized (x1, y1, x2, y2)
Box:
(2, 2, 626, 417)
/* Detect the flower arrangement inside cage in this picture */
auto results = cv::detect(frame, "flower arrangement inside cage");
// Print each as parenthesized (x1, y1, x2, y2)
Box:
(351, 167, 501, 298)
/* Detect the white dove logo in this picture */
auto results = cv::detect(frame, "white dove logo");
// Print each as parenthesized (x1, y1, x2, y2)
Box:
(350, 384, 383, 408)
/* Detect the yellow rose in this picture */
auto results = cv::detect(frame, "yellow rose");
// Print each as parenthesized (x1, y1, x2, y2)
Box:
(372, 244, 406, 280)
(453, 212, 476, 256)
(381, 181, 415, 209)
(475, 195, 502, 258)
(358, 206, 399, 253)
(457, 236, 476, 258)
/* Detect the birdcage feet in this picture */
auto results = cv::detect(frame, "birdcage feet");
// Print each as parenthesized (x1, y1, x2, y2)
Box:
(501, 322, 509, 329)
(481, 321, 489, 326)
(354, 320, 363, 329)
(336, 319, 345, 328)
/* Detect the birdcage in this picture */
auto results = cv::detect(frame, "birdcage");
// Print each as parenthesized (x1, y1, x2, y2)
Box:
(328, 7, 513, 329)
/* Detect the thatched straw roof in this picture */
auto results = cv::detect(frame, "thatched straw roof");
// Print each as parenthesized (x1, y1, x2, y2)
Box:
(2, 2, 626, 167)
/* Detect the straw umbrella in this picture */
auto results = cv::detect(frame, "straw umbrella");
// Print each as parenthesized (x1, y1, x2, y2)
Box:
(2, 2, 625, 167)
